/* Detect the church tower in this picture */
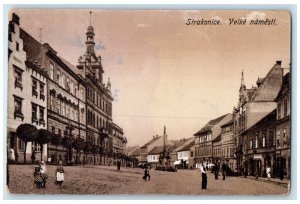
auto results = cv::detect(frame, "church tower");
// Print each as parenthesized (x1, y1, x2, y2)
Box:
(77, 11, 104, 83)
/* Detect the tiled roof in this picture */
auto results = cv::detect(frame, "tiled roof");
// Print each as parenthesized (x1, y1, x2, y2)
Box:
(177, 139, 195, 152)
(275, 72, 290, 101)
(148, 146, 164, 155)
(250, 63, 283, 102)
(130, 148, 141, 156)
(194, 113, 229, 136)
(141, 136, 161, 148)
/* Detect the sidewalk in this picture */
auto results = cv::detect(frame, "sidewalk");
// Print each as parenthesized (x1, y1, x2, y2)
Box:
(240, 175, 290, 188)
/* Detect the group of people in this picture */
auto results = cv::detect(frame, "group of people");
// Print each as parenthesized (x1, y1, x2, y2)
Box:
(212, 162, 228, 180)
(199, 161, 229, 190)
(33, 160, 65, 188)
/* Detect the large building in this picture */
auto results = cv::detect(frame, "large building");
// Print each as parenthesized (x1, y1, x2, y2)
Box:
(233, 61, 284, 173)
(7, 12, 125, 165)
(7, 13, 48, 163)
(20, 28, 86, 165)
(275, 72, 291, 179)
(194, 113, 232, 168)
(77, 18, 125, 165)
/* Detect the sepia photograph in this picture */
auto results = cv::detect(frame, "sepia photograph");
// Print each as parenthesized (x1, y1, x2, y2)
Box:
(5, 8, 291, 196)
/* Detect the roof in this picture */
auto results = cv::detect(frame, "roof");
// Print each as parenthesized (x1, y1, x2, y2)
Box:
(212, 134, 221, 142)
(194, 113, 229, 136)
(148, 145, 172, 155)
(275, 72, 290, 101)
(130, 148, 141, 156)
(242, 109, 277, 135)
(141, 136, 161, 148)
(59, 56, 82, 76)
(177, 139, 195, 152)
(250, 62, 283, 102)
(148, 146, 164, 155)
(220, 119, 234, 128)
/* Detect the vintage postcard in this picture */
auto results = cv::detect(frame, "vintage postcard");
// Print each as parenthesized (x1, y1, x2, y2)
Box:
(6, 9, 291, 196)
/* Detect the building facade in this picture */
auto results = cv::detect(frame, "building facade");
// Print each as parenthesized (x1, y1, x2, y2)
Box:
(220, 120, 236, 171)
(275, 72, 291, 179)
(241, 110, 277, 177)
(233, 61, 284, 173)
(21, 28, 86, 165)
(8, 13, 48, 163)
(194, 113, 232, 168)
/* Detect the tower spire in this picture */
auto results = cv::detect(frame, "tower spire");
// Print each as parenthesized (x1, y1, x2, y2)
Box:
(89, 11, 92, 26)
(240, 70, 246, 91)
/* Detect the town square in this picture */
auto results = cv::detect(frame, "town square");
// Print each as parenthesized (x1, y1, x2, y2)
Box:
(5, 9, 291, 196)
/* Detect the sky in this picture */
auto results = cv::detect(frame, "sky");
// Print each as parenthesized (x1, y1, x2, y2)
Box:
(9, 9, 291, 146)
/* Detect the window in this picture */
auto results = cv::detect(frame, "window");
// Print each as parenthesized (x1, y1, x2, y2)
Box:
(81, 88, 84, 100)
(32, 78, 38, 97)
(57, 99, 61, 114)
(56, 69, 61, 84)
(49, 63, 54, 80)
(61, 74, 66, 88)
(284, 100, 288, 117)
(283, 129, 286, 145)
(249, 140, 252, 149)
(52, 126, 55, 134)
(40, 82, 45, 100)
(277, 130, 281, 147)
(70, 80, 74, 94)
(268, 130, 274, 147)
(278, 103, 282, 119)
(13, 95, 24, 120)
(32, 141, 41, 152)
(39, 107, 45, 125)
(16, 42, 19, 51)
(18, 139, 25, 151)
(31, 103, 38, 123)
(50, 94, 54, 110)
(262, 134, 266, 147)
(66, 77, 70, 91)
(14, 66, 23, 90)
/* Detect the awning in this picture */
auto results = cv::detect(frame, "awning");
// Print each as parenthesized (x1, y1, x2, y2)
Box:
(174, 160, 181, 165)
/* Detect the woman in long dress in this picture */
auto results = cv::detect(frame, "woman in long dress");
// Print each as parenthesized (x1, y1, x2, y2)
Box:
(56, 161, 65, 187)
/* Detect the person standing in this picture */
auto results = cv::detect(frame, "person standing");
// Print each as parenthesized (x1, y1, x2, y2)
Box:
(214, 162, 219, 180)
(56, 161, 65, 187)
(143, 166, 151, 181)
(243, 162, 248, 178)
(33, 165, 43, 188)
(40, 161, 48, 188)
(200, 164, 207, 190)
(221, 162, 226, 180)
(31, 150, 36, 164)
(266, 166, 271, 180)
(117, 159, 121, 171)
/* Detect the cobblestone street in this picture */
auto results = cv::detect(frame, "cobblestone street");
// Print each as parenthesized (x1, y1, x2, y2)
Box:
(7, 165, 289, 196)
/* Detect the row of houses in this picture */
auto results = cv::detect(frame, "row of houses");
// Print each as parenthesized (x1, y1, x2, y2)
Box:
(7, 13, 127, 165)
(126, 61, 290, 179)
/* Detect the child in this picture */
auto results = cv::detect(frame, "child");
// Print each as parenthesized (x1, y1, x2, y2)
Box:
(33, 166, 43, 188)
(56, 161, 65, 187)
(40, 161, 48, 188)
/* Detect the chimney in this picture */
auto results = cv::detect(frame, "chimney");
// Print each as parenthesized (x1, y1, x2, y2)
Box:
(276, 61, 282, 66)
(12, 13, 20, 25)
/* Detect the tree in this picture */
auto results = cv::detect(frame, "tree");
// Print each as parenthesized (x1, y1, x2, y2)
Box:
(91, 144, 99, 165)
(73, 137, 85, 165)
(34, 129, 53, 161)
(16, 123, 37, 163)
(83, 141, 93, 164)
(51, 134, 62, 149)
